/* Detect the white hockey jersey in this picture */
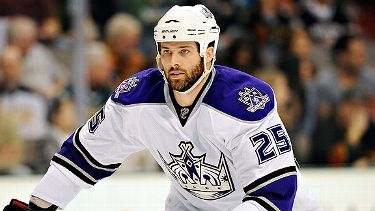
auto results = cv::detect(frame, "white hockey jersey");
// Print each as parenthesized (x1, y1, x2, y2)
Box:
(32, 65, 319, 210)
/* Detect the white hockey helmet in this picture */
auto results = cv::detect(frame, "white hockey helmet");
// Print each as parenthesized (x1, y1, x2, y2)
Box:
(154, 4, 220, 57)
(154, 4, 220, 93)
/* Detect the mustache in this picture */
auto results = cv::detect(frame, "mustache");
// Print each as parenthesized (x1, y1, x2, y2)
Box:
(168, 66, 185, 72)
(169, 66, 177, 71)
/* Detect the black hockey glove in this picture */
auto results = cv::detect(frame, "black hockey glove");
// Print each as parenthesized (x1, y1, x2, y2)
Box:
(3, 199, 27, 211)
(3, 199, 58, 211)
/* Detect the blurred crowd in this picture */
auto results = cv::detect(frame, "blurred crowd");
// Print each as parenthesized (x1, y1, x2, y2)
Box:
(0, 0, 375, 175)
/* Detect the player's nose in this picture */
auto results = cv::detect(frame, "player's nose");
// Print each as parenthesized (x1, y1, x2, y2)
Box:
(170, 52, 181, 68)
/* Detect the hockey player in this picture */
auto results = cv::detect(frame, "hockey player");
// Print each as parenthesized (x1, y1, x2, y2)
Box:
(4, 4, 320, 211)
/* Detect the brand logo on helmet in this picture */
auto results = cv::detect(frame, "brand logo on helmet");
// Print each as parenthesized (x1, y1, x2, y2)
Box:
(162, 29, 179, 33)
(201, 7, 213, 19)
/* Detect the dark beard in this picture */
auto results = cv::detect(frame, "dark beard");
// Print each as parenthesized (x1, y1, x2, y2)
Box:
(167, 60, 204, 92)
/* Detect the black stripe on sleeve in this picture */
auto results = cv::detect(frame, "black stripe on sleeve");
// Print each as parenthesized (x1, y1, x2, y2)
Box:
(74, 126, 122, 169)
(243, 166, 296, 194)
(242, 196, 277, 211)
(52, 155, 97, 186)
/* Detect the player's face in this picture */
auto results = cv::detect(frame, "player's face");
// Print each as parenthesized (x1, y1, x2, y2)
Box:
(159, 41, 204, 92)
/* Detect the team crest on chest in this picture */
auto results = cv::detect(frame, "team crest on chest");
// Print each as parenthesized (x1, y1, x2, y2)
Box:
(114, 77, 140, 98)
(238, 87, 270, 113)
(158, 142, 234, 200)
(180, 108, 189, 120)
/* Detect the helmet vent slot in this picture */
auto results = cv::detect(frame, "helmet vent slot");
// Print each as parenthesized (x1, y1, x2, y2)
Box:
(165, 19, 179, 23)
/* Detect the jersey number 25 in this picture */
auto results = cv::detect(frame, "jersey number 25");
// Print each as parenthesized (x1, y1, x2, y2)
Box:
(249, 124, 291, 164)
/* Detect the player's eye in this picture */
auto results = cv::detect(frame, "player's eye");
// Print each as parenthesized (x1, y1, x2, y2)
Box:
(180, 49, 190, 54)
(161, 49, 171, 56)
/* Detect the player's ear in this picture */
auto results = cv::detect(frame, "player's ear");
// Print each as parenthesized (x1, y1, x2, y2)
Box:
(205, 46, 214, 63)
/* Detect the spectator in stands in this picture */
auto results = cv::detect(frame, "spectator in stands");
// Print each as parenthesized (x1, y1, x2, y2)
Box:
(47, 97, 76, 146)
(0, 45, 49, 173)
(327, 90, 368, 165)
(37, 13, 69, 68)
(0, 99, 23, 175)
(0, 0, 61, 60)
(63, 41, 114, 116)
(298, 0, 356, 71)
(299, 0, 353, 48)
(354, 1, 375, 69)
(0, 0, 56, 25)
(353, 94, 375, 167)
(312, 34, 375, 165)
(39, 96, 77, 173)
(256, 69, 302, 131)
(221, 37, 261, 75)
(246, 0, 297, 67)
(50, 16, 101, 73)
(278, 28, 318, 163)
(279, 28, 317, 95)
(255, 69, 304, 158)
(85, 41, 114, 112)
(7, 16, 68, 100)
(105, 13, 146, 87)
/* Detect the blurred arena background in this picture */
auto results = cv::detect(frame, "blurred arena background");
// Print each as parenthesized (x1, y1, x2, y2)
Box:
(0, 0, 375, 210)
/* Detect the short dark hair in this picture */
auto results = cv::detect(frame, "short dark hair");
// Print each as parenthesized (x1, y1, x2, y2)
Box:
(332, 35, 354, 57)
(331, 34, 364, 64)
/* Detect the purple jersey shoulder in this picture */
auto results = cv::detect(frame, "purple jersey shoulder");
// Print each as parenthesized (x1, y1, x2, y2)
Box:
(110, 68, 165, 105)
(204, 65, 275, 121)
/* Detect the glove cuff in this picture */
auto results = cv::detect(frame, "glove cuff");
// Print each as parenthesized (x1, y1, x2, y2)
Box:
(27, 203, 58, 211)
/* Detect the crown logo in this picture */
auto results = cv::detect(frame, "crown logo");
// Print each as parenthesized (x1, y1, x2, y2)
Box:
(238, 87, 270, 113)
(159, 142, 234, 200)
(114, 77, 140, 98)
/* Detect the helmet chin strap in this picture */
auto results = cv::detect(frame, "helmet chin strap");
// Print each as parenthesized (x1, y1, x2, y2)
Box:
(156, 54, 214, 94)
(156, 54, 168, 83)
